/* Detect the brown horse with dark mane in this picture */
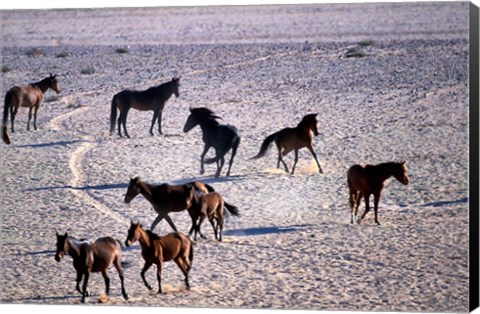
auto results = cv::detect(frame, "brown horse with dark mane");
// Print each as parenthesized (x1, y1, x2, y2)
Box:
(110, 77, 180, 138)
(347, 161, 409, 225)
(186, 185, 239, 242)
(2, 74, 60, 143)
(251, 113, 323, 174)
(125, 221, 193, 294)
(124, 177, 211, 232)
(55, 232, 129, 303)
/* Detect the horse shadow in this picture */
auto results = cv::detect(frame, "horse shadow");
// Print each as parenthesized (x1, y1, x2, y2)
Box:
(224, 224, 314, 237)
(23, 183, 128, 192)
(14, 139, 85, 149)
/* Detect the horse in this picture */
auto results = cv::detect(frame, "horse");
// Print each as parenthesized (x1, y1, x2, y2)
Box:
(251, 113, 323, 175)
(55, 232, 129, 303)
(124, 177, 211, 232)
(185, 185, 239, 242)
(110, 77, 180, 138)
(347, 161, 409, 225)
(2, 74, 61, 138)
(125, 221, 193, 294)
(183, 107, 241, 177)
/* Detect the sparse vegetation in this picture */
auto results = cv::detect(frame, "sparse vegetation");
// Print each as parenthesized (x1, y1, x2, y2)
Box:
(1, 66, 12, 73)
(56, 51, 70, 58)
(26, 47, 46, 57)
(115, 47, 130, 54)
(80, 66, 96, 75)
(358, 39, 375, 47)
(345, 47, 367, 58)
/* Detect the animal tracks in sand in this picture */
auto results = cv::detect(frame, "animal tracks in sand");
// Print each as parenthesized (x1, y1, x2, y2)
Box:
(48, 103, 129, 225)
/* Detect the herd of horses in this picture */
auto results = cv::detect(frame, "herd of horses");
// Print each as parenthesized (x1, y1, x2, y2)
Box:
(3, 74, 409, 302)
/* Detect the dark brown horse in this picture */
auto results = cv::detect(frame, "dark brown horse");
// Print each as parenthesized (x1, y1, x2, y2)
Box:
(2, 74, 60, 142)
(183, 107, 240, 177)
(347, 161, 409, 225)
(55, 232, 129, 303)
(124, 177, 211, 232)
(186, 185, 239, 242)
(251, 113, 323, 174)
(125, 222, 193, 294)
(110, 77, 180, 138)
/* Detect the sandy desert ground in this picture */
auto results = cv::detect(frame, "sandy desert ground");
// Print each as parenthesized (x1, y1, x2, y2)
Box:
(0, 1, 473, 312)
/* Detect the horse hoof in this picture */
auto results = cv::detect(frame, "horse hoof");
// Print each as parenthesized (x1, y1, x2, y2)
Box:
(123, 294, 129, 300)
(147, 285, 153, 290)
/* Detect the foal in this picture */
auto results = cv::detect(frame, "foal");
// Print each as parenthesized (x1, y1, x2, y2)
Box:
(348, 161, 409, 225)
(125, 222, 193, 294)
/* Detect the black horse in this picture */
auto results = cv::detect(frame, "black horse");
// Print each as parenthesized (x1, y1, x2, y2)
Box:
(110, 77, 180, 138)
(183, 107, 240, 177)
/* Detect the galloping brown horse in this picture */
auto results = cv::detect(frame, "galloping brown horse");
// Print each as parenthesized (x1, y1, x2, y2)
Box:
(124, 177, 211, 232)
(2, 74, 60, 143)
(186, 186, 239, 242)
(55, 232, 129, 303)
(347, 161, 409, 225)
(251, 113, 323, 174)
(125, 222, 193, 294)
(110, 77, 180, 138)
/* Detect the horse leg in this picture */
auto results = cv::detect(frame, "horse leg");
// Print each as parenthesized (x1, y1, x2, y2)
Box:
(373, 191, 382, 225)
(27, 107, 33, 131)
(113, 256, 129, 300)
(122, 110, 130, 138)
(360, 194, 371, 223)
(200, 145, 210, 175)
(217, 216, 224, 242)
(157, 108, 163, 135)
(164, 214, 179, 232)
(117, 111, 124, 137)
(33, 104, 39, 130)
(151, 211, 168, 231)
(141, 261, 153, 290)
(354, 192, 363, 224)
(215, 155, 225, 178)
(10, 106, 17, 133)
(81, 271, 90, 303)
(277, 147, 289, 173)
(291, 149, 299, 174)
(156, 262, 163, 294)
(174, 258, 190, 290)
(197, 211, 207, 239)
(307, 144, 323, 173)
(101, 270, 110, 296)
(349, 188, 357, 224)
(75, 271, 84, 295)
(226, 137, 240, 176)
(149, 110, 159, 136)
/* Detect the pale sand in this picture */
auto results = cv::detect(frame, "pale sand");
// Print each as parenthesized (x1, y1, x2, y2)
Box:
(0, 2, 472, 312)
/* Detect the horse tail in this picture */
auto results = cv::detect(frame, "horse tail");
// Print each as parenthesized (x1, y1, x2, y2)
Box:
(204, 154, 221, 164)
(224, 201, 239, 217)
(203, 183, 215, 192)
(110, 95, 118, 135)
(251, 132, 277, 159)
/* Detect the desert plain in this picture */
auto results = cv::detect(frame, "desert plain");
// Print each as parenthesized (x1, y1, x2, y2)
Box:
(0, 1, 474, 312)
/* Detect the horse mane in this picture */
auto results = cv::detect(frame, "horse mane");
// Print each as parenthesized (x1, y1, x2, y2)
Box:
(146, 229, 161, 240)
(190, 107, 222, 125)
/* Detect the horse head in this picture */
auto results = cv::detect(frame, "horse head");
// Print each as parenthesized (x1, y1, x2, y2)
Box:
(171, 77, 180, 98)
(49, 73, 61, 94)
(124, 177, 141, 203)
(125, 220, 142, 247)
(393, 161, 409, 185)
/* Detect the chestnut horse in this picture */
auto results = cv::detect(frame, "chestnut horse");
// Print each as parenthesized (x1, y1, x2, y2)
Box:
(347, 161, 409, 225)
(125, 222, 193, 294)
(110, 77, 180, 138)
(186, 185, 239, 242)
(55, 232, 129, 303)
(251, 113, 323, 174)
(2, 74, 61, 143)
(124, 177, 210, 232)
